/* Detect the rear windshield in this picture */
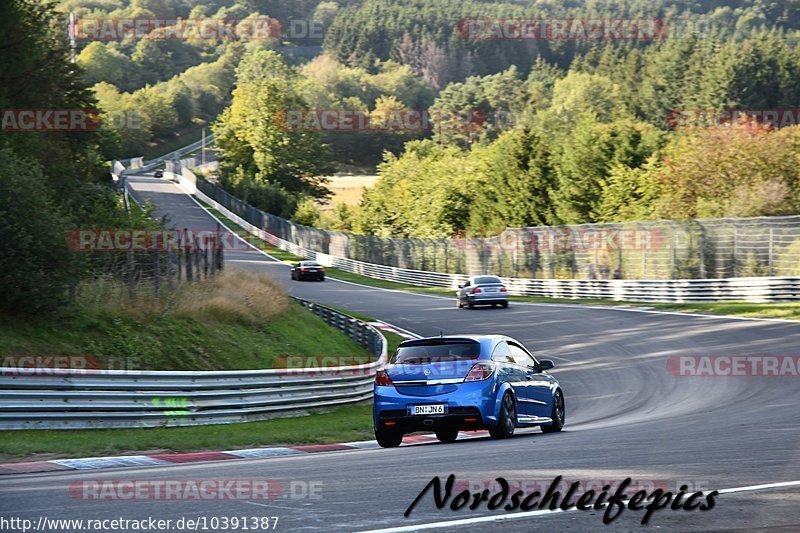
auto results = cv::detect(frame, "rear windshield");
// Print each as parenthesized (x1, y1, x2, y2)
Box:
(390, 341, 481, 364)
(473, 276, 502, 285)
(302, 262, 321, 267)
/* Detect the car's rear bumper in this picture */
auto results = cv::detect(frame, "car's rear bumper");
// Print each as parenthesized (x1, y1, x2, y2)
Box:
(373, 380, 498, 431)
(376, 408, 486, 432)
(297, 273, 324, 280)
(468, 294, 508, 305)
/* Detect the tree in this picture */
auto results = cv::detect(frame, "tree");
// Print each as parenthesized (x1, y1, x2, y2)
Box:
(214, 50, 333, 213)
(0, 149, 74, 314)
(292, 197, 322, 226)
(357, 140, 481, 237)
(77, 42, 136, 89)
(467, 129, 556, 232)
(0, 0, 107, 199)
(649, 123, 800, 220)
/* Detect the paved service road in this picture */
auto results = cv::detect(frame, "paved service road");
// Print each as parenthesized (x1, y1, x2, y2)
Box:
(1, 175, 798, 532)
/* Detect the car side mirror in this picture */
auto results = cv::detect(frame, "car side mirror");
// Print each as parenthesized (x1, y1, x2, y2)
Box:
(539, 360, 555, 372)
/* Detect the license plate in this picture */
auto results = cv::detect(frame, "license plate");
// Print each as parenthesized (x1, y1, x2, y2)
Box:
(486, 288, 497, 292)
(411, 404, 445, 415)
(308, 269, 317, 272)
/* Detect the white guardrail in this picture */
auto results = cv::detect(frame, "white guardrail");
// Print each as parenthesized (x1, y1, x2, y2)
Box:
(193, 176, 800, 303)
(0, 299, 387, 430)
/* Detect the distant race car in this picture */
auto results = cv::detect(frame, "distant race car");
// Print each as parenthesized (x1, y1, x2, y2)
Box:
(290, 261, 325, 281)
(153, 170, 164, 178)
(456, 275, 509, 309)
(373, 335, 564, 447)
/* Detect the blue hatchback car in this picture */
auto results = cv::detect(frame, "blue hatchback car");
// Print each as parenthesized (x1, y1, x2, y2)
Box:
(373, 335, 564, 447)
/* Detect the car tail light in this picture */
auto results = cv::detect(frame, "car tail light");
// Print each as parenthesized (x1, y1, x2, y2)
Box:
(471, 288, 482, 294)
(300, 268, 308, 272)
(500, 287, 507, 292)
(464, 362, 494, 382)
(375, 369, 393, 386)
(319, 267, 325, 271)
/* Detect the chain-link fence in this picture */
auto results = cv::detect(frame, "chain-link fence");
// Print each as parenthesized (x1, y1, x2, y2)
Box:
(72, 226, 225, 301)
(197, 177, 800, 280)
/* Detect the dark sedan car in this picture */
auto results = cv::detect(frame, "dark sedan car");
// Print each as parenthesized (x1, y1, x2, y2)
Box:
(291, 261, 326, 281)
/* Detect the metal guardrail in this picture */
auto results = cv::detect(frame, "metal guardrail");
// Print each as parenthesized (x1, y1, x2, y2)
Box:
(123, 134, 216, 174)
(0, 299, 387, 430)
(194, 185, 800, 303)
(194, 169, 800, 281)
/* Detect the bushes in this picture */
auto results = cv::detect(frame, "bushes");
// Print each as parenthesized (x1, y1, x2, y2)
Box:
(0, 149, 75, 314)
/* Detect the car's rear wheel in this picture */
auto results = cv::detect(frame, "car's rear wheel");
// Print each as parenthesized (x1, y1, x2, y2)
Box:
(501, 301, 509, 308)
(489, 393, 515, 439)
(541, 390, 565, 433)
(467, 300, 475, 309)
(456, 298, 464, 308)
(375, 428, 403, 448)
(435, 428, 459, 443)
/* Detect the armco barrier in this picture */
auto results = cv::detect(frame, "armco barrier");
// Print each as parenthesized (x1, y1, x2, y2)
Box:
(0, 298, 387, 430)
(192, 178, 800, 303)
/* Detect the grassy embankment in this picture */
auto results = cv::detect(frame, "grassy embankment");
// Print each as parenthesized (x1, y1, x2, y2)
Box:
(0, 269, 403, 461)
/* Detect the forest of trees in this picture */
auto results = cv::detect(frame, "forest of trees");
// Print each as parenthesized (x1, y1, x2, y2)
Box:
(1, 0, 159, 314)
(316, 1, 800, 236)
(350, 31, 800, 237)
(6, 0, 800, 262)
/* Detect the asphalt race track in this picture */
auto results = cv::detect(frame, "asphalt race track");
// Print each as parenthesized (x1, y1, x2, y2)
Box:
(2, 175, 799, 532)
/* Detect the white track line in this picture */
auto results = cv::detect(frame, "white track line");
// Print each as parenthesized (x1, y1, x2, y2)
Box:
(356, 479, 800, 532)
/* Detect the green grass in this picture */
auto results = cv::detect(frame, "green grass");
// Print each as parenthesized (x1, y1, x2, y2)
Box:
(0, 301, 370, 372)
(324, 268, 454, 296)
(0, 267, 396, 460)
(0, 404, 375, 460)
(313, 305, 408, 354)
(0, 267, 373, 372)
(382, 331, 407, 355)
(641, 301, 800, 320)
